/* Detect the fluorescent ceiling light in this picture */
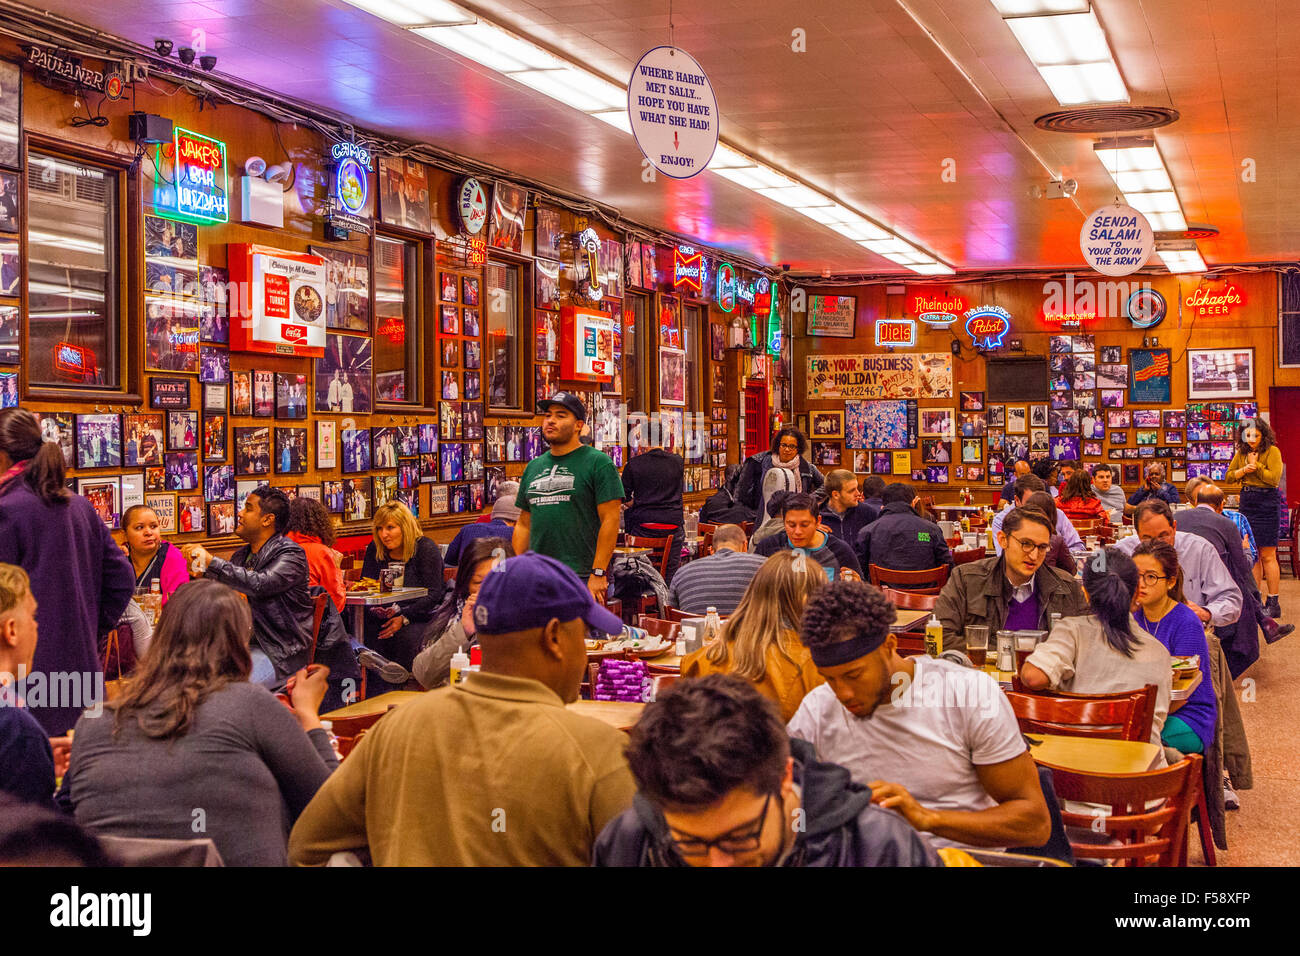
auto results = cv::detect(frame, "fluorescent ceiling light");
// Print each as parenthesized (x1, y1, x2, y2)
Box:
(707, 145, 755, 170)
(1006, 11, 1112, 65)
(1036, 62, 1128, 104)
(1094, 143, 1162, 174)
(794, 205, 845, 225)
(1111, 168, 1172, 193)
(824, 220, 880, 240)
(589, 109, 632, 133)
(990, 0, 1089, 13)
(341, 0, 472, 26)
(910, 262, 957, 275)
(753, 185, 834, 209)
(710, 166, 777, 190)
(1143, 210, 1188, 232)
(511, 68, 625, 111)
(1123, 190, 1181, 215)
(1156, 243, 1206, 273)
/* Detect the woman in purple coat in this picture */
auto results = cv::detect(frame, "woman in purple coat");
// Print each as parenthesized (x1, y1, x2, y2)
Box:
(0, 409, 134, 734)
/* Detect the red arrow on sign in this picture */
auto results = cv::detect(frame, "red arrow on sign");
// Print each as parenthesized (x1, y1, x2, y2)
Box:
(674, 131, 679, 150)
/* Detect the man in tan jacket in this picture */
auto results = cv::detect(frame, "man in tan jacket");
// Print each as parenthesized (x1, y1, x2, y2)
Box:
(289, 552, 635, 866)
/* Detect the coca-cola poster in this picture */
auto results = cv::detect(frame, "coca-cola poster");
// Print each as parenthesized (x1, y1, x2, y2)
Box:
(228, 244, 327, 357)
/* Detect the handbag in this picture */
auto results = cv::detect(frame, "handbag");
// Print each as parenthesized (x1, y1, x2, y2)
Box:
(101, 625, 134, 701)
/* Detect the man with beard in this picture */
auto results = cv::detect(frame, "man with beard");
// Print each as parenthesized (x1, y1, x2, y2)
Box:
(513, 392, 623, 601)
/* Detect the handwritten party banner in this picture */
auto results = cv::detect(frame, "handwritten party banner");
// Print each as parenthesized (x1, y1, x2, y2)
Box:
(806, 352, 952, 400)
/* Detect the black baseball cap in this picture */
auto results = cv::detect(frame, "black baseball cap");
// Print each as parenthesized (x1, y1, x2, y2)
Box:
(537, 391, 586, 421)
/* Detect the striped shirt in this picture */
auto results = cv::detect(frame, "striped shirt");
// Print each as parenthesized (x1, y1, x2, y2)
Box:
(667, 549, 769, 615)
(1224, 509, 1258, 566)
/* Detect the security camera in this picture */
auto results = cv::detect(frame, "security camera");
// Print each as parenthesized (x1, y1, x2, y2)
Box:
(244, 155, 267, 177)
(178, 47, 196, 65)
(1045, 179, 1078, 200)
(154, 38, 173, 57)
(780, 263, 791, 273)
(200, 55, 217, 72)
(264, 162, 292, 184)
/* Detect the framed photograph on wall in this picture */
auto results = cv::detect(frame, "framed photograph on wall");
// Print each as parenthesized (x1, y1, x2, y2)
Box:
(659, 347, 686, 406)
(77, 477, 120, 529)
(809, 410, 843, 439)
(75, 413, 122, 469)
(1188, 347, 1254, 400)
(1129, 348, 1172, 404)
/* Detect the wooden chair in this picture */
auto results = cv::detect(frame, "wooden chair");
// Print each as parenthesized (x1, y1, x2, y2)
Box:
(1055, 685, 1158, 745)
(868, 564, 950, 594)
(637, 616, 681, 643)
(1004, 688, 1152, 742)
(952, 547, 986, 567)
(880, 586, 938, 612)
(649, 673, 680, 699)
(336, 727, 369, 759)
(741, 521, 754, 536)
(307, 592, 331, 663)
(663, 605, 692, 623)
(626, 534, 674, 580)
(1049, 755, 1202, 866)
(443, 566, 457, 582)
(1288, 505, 1300, 578)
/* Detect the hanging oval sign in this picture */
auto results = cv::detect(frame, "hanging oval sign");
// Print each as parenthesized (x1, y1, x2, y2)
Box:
(457, 177, 489, 235)
(1080, 203, 1154, 277)
(627, 45, 719, 180)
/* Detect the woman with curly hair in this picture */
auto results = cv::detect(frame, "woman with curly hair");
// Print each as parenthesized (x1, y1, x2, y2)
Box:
(1227, 417, 1285, 616)
(285, 496, 345, 612)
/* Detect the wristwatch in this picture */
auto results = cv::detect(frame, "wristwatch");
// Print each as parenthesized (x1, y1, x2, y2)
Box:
(590, 568, 606, 578)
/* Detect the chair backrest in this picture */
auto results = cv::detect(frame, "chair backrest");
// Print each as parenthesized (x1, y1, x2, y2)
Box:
(649, 673, 679, 700)
(625, 534, 673, 580)
(637, 616, 681, 642)
(952, 547, 985, 567)
(443, 566, 457, 582)
(663, 605, 691, 622)
(1055, 684, 1157, 744)
(869, 564, 950, 592)
(337, 727, 368, 759)
(1049, 755, 1202, 866)
(1004, 688, 1150, 741)
(308, 591, 331, 662)
(880, 586, 938, 612)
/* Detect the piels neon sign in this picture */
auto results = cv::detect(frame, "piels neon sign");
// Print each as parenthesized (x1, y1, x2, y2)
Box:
(673, 246, 704, 294)
(964, 306, 1011, 350)
(874, 318, 917, 347)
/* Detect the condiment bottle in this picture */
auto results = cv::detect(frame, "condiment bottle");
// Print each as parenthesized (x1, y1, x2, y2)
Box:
(924, 615, 943, 658)
(449, 646, 470, 686)
(702, 607, 722, 647)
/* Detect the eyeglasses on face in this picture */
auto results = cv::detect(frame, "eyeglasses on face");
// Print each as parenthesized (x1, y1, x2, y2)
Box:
(669, 791, 775, 858)
(1138, 572, 1170, 585)
(778, 441, 800, 451)
(1009, 535, 1051, 556)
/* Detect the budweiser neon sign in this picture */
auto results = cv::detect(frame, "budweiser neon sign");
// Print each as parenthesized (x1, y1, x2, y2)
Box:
(1184, 283, 1244, 317)
(673, 246, 704, 294)
(964, 306, 1011, 350)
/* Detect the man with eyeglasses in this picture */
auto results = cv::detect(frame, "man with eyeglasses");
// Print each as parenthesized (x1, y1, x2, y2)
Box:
(593, 674, 941, 867)
(935, 507, 1088, 651)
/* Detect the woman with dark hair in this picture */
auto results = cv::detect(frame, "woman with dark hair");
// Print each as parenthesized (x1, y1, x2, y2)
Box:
(285, 497, 346, 613)
(411, 536, 513, 689)
(1227, 417, 1284, 616)
(1030, 458, 1060, 497)
(1023, 491, 1077, 576)
(121, 504, 188, 603)
(1131, 540, 1217, 756)
(1019, 547, 1172, 759)
(735, 425, 824, 518)
(58, 579, 336, 866)
(0, 408, 135, 735)
(1057, 470, 1108, 526)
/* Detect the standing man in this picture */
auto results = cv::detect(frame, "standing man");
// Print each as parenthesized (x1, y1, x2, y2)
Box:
(620, 426, 685, 583)
(183, 486, 313, 687)
(935, 506, 1088, 651)
(818, 470, 879, 548)
(1091, 464, 1126, 523)
(514, 392, 624, 601)
(1125, 463, 1180, 515)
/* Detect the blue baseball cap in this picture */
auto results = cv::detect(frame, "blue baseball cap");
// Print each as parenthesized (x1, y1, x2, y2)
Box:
(473, 552, 624, 636)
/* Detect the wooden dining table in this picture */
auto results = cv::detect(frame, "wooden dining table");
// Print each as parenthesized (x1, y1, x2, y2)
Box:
(567, 699, 645, 730)
(1025, 732, 1161, 774)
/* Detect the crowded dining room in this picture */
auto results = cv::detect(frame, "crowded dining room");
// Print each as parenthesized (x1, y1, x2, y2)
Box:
(0, 0, 1291, 914)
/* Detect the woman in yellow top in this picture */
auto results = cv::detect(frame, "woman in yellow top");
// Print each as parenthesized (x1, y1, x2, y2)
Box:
(1227, 417, 1284, 617)
(682, 551, 826, 721)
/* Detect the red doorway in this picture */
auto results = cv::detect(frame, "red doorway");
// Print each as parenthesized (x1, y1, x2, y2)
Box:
(744, 381, 768, 459)
(1268, 387, 1300, 500)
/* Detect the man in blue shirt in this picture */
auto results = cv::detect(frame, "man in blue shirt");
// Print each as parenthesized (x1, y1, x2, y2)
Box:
(1125, 463, 1180, 515)
(998, 459, 1031, 506)
(0, 564, 59, 808)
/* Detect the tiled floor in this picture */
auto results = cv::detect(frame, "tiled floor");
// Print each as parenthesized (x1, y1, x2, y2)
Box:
(1187, 577, 1298, 866)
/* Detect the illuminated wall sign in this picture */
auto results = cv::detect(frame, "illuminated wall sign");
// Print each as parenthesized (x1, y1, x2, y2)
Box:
(909, 292, 966, 326)
(228, 244, 327, 357)
(171, 128, 229, 225)
(736, 276, 756, 306)
(331, 141, 373, 170)
(377, 316, 405, 345)
(329, 142, 372, 235)
(673, 245, 704, 294)
(964, 306, 1011, 350)
(560, 306, 616, 382)
(53, 341, 96, 380)
(1042, 310, 1096, 326)
(467, 235, 488, 267)
(27, 45, 106, 92)
(716, 262, 738, 311)
(577, 227, 603, 299)
(457, 177, 489, 235)
(1185, 282, 1244, 317)
(1126, 288, 1166, 329)
(875, 318, 917, 348)
(755, 276, 772, 313)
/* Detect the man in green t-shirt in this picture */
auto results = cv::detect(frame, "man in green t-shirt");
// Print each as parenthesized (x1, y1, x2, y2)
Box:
(514, 391, 624, 601)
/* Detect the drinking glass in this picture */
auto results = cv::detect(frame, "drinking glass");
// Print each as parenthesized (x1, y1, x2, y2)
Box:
(965, 626, 989, 667)
(1015, 632, 1038, 670)
(1085, 535, 1099, 551)
(389, 562, 406, 588)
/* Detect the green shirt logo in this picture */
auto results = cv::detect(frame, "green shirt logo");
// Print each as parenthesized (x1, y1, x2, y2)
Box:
(918, 532, 931, 542)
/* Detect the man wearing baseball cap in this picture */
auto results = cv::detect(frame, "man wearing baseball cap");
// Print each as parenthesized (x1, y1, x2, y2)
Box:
(289, 553, 636, 866)
(514, 391, 624, 601)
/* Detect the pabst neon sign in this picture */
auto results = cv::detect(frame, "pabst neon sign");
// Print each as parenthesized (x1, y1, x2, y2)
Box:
(964, 306, 1011, 350)
(673, 246, 704, 294)
(1185, 283, 1245, 317)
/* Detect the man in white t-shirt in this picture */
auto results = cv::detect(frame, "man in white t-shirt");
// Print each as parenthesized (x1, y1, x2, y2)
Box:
(788, 580, 1051, 851)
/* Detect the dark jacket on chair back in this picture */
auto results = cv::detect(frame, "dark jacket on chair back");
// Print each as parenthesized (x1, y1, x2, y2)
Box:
(856, 501, 951, 578)
(1176, 506, 1260, 677)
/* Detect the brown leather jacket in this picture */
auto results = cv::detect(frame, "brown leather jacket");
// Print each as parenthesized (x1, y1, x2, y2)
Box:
(934, 554, 1088, 651)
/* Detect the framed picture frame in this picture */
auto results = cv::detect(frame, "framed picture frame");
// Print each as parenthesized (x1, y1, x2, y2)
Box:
(203, 414, 228, 462)
(145, 492, 177, 533)
(276, 373, 309, 419)
(231, 370, 252, 416)
(234, 426, 271, 476)
(252, 370, 275, 417)
(119, 472, 146, 511)
(208, 501, 236, 534)
(809, 410, 843, 440)
(1188, 347, 1255, 400)
(1128, 348, 1172, 404)
(659, 347, 686, 406)
(204, 463, 234, 502)
(75, 413, 122, 469)
(166, 410, 198, 451)
(959, 391, 984, 411)
(203, 383, 227, 414)
(177, 493, 205, 534)
(78, 476, 121, 529)
(150, 377, 190, 410)
(275, 426, 308, 474)
(164, 451, 199, 491)
(123, 414, 164, 467)
(316, 419, 337, 469)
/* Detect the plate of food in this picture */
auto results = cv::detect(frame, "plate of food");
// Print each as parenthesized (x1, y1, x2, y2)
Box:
(347, 577, 381, 594)
(1171, 655, 1200, 672)
(602, 637, 673, 658)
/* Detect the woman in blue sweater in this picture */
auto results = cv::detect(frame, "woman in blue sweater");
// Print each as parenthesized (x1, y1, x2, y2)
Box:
(1131, 540, 1218, 755)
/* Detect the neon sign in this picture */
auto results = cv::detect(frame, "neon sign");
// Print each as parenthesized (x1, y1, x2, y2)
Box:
(577, 228, 603, 299)
(963, 306, 1011, 350)
(330, 141, 374, 170)
(1185, 283, 1245, 317)
(755, 276, 772, 313)
(53, 341, 96, 380)
(874, 318, 917, 347)
(910, 292, 966, 326)
(1042, 310, 1096, 325)
(673, 246, 704, 294)
(716, 262, 738, 311)
(378, 316, 405, 345)
(171, 128, 228, 224)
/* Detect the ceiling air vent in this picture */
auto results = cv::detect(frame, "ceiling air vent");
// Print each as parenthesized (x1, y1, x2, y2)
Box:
(1155, 225, 1219, 242)
(1034, 106, 1180, 134)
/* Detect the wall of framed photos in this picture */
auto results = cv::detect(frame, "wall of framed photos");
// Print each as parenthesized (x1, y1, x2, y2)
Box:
(8, 39, 765, 553)
(794, 271, 1290, 495)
